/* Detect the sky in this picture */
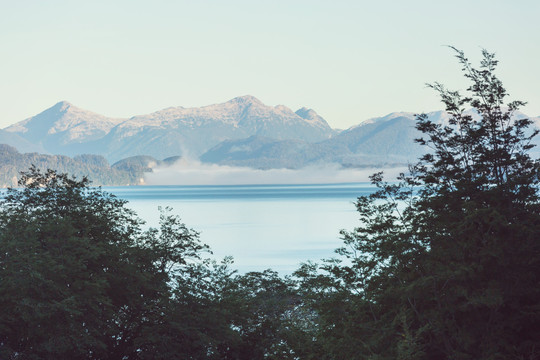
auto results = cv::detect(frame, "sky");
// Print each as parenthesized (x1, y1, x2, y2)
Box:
(1, 0, 539, 130)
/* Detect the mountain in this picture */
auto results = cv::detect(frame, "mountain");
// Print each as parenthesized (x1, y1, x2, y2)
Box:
(5, 99, 539, 171)
(323, 112, 424, 163)
(4, 96, 335, 162)
(200, 112, 425, 168)
(201, 111, 540, 168)
(0, 129, 45, 153)
(4, 101, 124, 156)
(200, 136, 315, 169)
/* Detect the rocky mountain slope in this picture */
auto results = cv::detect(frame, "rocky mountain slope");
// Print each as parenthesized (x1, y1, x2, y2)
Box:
(0, 129, 45, 153)
(4, 96, 335, 162)
(3, 98, 539, 172)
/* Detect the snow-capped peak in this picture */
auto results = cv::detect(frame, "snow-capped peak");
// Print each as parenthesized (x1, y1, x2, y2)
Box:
(227, 95, 264, 106)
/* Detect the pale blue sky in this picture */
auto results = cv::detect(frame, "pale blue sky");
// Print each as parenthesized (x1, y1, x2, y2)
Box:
(1, 0, 539, 129)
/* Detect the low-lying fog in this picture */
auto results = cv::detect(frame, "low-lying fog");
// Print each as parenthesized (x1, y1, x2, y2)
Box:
(144, 159, 407, 185)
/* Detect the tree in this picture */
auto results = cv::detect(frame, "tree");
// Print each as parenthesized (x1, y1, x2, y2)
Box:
(219, 269, 310, 360)
(0, 167, 314, 359)
(0, 167, 207, 359)
(165, 265, 313, 360)
(296, 48, 540, 359)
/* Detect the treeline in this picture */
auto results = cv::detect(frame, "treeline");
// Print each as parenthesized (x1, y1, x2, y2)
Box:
(0, 145, 180, 187)
(1, 49, 540, 359)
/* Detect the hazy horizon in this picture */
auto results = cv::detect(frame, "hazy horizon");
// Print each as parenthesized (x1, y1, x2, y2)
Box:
(143, 159, 408, 186)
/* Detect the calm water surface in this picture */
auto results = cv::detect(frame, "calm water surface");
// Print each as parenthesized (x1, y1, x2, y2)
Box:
(105, 183, 375, 273)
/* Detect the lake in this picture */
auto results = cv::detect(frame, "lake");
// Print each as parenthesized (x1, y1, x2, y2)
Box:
(105, 183, 376, 273)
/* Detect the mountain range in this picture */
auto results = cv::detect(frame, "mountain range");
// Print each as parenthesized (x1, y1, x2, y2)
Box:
(3, 96, 335, 163)
(2, 96, 539, 178)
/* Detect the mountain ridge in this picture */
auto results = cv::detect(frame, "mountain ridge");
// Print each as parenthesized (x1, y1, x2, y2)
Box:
(4, 96, 335, 162)
(3, 98, 539, 170)
(201, 111, 540, 169)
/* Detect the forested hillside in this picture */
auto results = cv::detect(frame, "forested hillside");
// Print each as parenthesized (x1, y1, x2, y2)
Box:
(0, 144, 178, 187)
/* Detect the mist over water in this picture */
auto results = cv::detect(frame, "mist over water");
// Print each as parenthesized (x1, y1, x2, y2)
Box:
(144, 159, 407, 185)
(123, 162, 406, 273)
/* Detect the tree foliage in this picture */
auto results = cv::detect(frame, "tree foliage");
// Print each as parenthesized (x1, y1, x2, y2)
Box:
(295, 48, 540, 359)
(0, 167, 208, 359)
(0, 167, 310, 359)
